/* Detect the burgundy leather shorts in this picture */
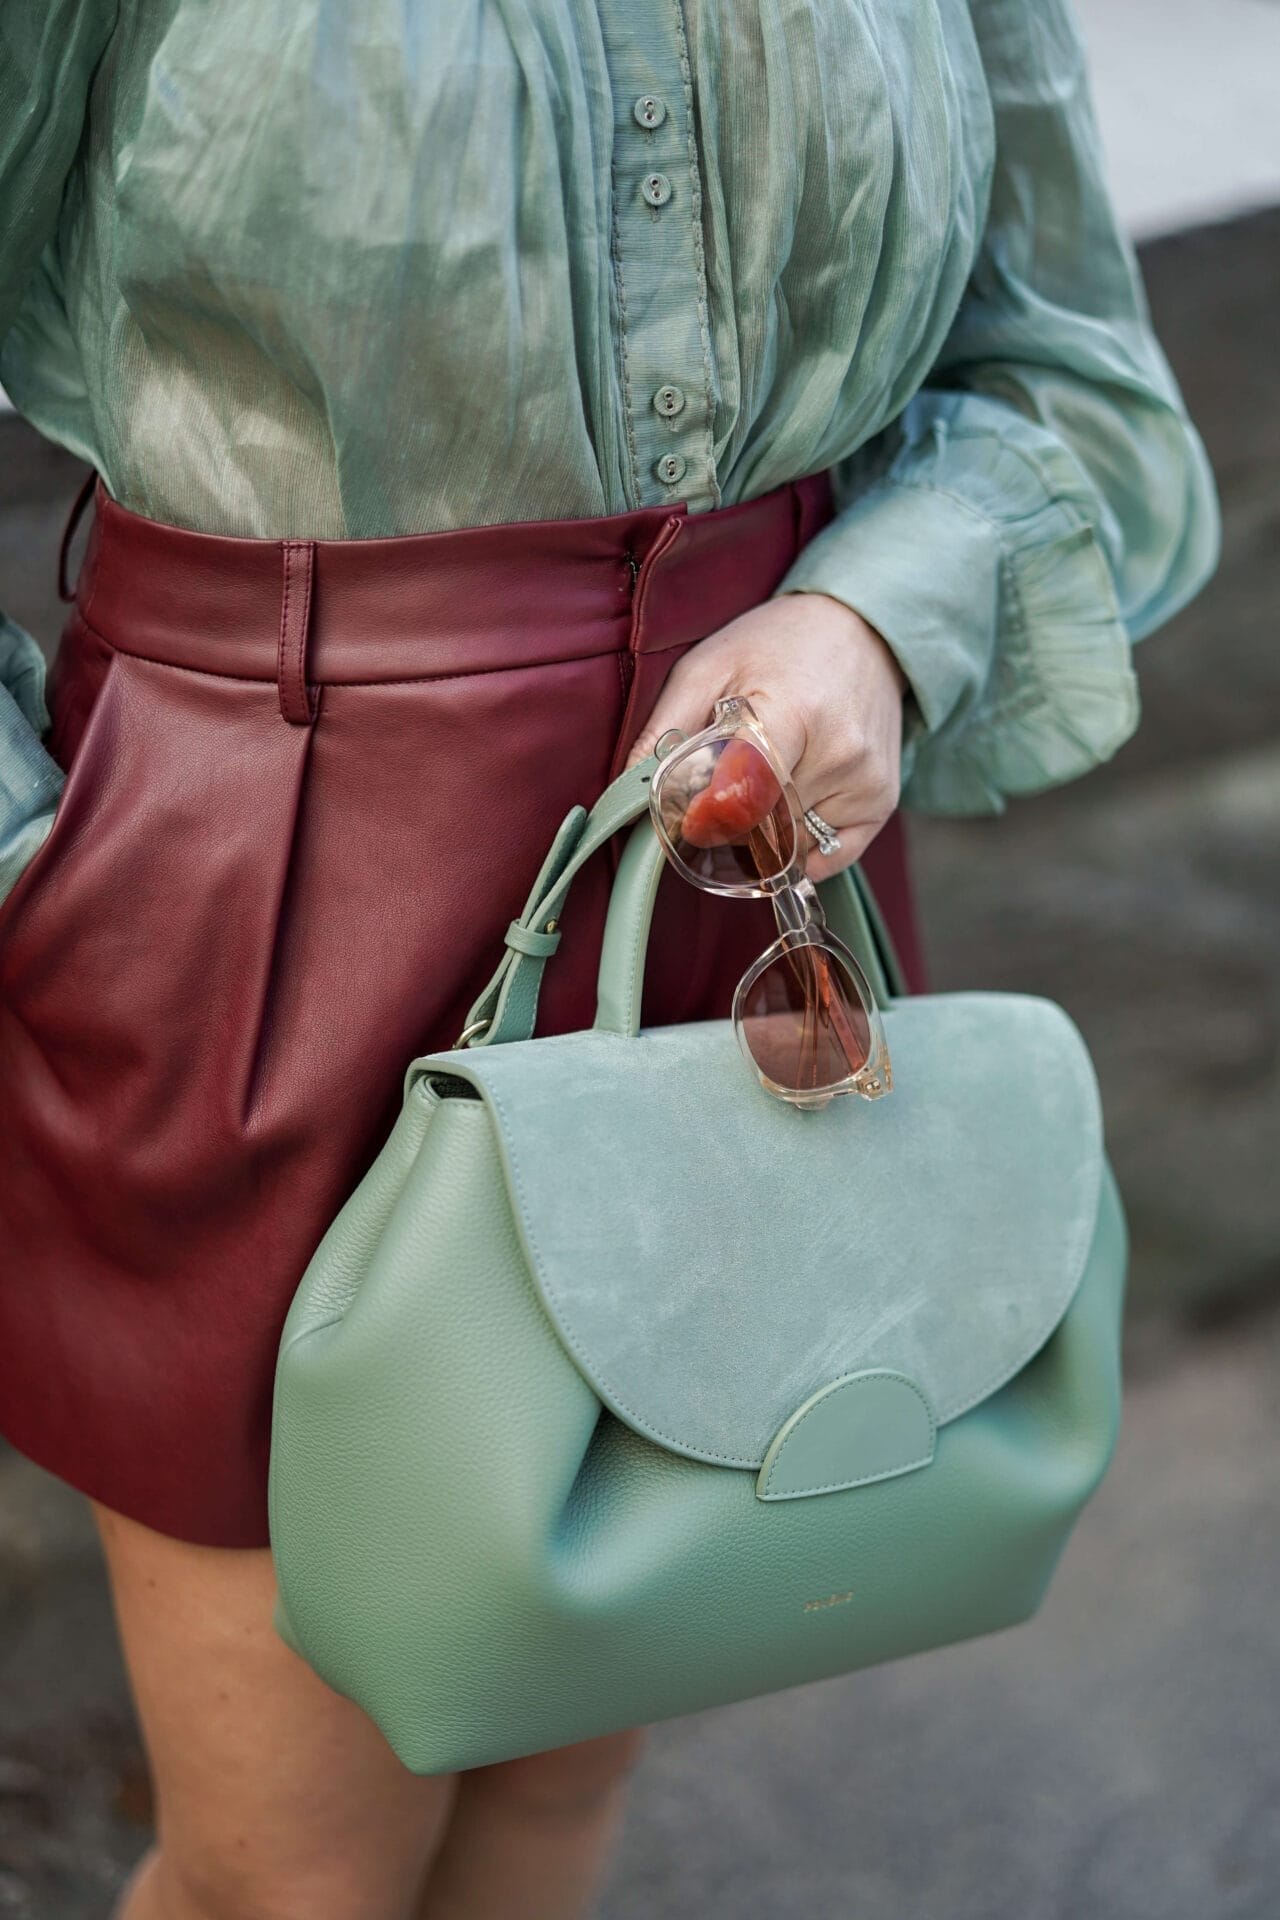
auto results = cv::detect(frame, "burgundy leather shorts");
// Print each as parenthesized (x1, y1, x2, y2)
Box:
(0, 473, 926, 1546)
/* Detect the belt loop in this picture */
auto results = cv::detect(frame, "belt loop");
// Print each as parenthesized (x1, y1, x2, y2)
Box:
(278, 540, 318, 726)
(58, 470, 98, 603)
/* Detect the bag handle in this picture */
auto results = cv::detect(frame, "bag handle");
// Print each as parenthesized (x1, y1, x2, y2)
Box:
(458, 760, 658, 1048)
(458, 759, 908, 1050)
(593, 815, 907, 1039)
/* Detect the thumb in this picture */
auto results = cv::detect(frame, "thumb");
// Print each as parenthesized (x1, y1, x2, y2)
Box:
(627, 681, 807, 780)
(624, 647, 806, 775)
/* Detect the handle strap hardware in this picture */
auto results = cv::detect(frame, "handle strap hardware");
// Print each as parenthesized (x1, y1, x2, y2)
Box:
(454, 1017, 493, 1047)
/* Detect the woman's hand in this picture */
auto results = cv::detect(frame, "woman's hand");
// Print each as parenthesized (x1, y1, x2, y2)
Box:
(624, 591, 910, 879)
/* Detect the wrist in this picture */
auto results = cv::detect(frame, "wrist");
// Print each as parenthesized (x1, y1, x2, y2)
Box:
(797, 590, 910, 696)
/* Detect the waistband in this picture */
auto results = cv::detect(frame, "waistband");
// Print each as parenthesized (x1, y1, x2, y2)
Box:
(68, 474, 835, 707)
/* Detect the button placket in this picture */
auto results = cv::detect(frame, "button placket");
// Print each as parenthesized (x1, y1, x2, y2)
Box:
(602, 16, 717, 511)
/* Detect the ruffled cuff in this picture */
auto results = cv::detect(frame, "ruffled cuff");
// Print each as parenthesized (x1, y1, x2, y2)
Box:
(0, 617, 62, 910)
(1, 608, 53, 734)
(774, 395, 1142, 816)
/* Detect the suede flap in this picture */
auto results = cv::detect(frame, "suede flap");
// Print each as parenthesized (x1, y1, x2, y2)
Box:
(414, 991, 1104, 1470)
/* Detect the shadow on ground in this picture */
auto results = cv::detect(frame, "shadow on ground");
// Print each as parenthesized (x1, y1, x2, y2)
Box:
(1, 211, 1278, 1918)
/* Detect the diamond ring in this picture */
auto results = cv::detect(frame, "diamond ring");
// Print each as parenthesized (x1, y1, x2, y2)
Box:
(802, 807, 843, 856)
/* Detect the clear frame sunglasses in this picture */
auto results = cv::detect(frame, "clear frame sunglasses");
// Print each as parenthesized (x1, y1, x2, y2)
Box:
(649, 695, 894, 1110)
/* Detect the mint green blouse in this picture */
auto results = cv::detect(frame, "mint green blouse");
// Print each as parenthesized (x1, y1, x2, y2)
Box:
(0, 0, 1219, 902)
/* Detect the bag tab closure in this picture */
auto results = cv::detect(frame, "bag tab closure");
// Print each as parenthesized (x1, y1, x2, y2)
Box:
(756, 1370, 936, 1502)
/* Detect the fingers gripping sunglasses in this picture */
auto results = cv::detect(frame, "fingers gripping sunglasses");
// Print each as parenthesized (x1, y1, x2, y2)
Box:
(648, 695, 893, 1110)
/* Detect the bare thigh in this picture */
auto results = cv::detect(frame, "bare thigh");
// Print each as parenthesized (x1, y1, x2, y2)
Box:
(94, 1502, 456, 1920)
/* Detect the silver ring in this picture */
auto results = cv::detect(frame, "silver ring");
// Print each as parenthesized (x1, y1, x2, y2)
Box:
(802, 807, 843, 857)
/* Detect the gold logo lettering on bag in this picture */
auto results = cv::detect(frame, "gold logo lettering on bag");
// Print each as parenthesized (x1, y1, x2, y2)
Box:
(803, 1590, 854, 1613)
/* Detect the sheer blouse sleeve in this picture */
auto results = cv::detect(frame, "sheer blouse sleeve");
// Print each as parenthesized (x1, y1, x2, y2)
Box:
(775, 0, 1221, 814)
(0, 0, 114, 903)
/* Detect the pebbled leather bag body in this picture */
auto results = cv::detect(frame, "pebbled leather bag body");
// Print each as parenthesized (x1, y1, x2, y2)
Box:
(268, 759, 1127, 1774)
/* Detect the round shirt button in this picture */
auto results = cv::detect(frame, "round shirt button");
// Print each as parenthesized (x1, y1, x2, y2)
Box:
(654, 452, 687, 486)
(653, 384, 686, 418)
(633, 95, 667, 130)
(641, 172, 672, 208)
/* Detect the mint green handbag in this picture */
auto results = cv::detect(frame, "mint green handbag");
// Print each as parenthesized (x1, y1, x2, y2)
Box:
(268, 759, 1126, 1775)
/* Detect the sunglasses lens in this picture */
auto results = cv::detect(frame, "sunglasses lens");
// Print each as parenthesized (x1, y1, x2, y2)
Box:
(737, 938, 872, 1095)
(655, 736, 796, 888)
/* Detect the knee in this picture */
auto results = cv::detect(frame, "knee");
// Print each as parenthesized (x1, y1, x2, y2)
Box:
(134, 1845, 409, 1920)
(465, 1726, 649, 1822)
